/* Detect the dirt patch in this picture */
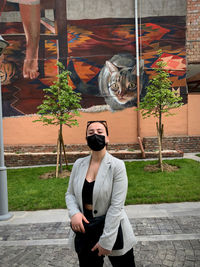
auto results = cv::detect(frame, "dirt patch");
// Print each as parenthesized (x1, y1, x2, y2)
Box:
(144, 163, 179, 172)
(39, 169, 71, 179)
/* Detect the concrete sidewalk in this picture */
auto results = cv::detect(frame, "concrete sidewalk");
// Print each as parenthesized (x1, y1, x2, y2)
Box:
(0, 202, 200, 266)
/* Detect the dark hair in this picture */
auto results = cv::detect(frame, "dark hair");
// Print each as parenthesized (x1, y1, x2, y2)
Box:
(86, 120, 109, 136)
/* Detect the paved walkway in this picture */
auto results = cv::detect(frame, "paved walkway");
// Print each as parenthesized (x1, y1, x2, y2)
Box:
(0, 202, 200, 267)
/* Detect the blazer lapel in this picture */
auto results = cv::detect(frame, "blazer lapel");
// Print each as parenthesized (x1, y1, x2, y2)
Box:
(93, 152, 111, 207)
(77, 155, 91, 211)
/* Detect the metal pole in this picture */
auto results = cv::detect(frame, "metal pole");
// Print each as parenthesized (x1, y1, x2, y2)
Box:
(135, 0, 139, 95)
(0, 75, 12, 221)
(135, 0, 145, 158)
(135, 0, 140, 135)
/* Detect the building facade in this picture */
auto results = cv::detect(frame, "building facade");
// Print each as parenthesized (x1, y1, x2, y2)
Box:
(0, 0, 199, 151)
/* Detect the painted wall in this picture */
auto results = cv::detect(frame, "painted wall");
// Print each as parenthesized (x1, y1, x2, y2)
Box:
(3, 102, 193, 145)
(188, 94, 200, 136)
(0, 0, 186, 21)
(1, 0, 197, 146)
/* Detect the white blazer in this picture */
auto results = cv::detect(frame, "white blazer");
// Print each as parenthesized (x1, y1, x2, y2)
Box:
(65, 151, 137, 256)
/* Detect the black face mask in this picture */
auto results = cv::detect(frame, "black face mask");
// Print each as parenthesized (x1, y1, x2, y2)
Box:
(86, 134, 106, 151)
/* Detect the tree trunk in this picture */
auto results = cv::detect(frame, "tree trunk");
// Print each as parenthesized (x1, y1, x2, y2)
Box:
(59, 124, 62, 174)
(157, 122, 163, 172)
(56, 130, 60, 178)
(157, 110, 164, 172)
(61, 134, 68, 166)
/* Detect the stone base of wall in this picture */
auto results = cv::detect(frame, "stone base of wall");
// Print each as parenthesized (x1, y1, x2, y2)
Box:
(4, 135, 200, 167)
(4, 143, 140, 153)
(5, 150, 183, 167)
(143, 136, 200, 152)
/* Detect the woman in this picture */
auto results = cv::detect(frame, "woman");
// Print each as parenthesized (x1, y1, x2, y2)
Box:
(65, 120, 136, 267)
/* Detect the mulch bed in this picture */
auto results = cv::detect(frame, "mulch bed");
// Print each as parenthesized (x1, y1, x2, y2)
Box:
(39, 169, 71, 179)
(39, 162, 179, 178)
(144, 163, 179, 172)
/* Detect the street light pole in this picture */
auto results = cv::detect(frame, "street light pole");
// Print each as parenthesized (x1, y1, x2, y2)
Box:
(0, 35, 12, 221)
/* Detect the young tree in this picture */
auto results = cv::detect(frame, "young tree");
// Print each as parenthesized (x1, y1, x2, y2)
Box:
(139, 50, 183, 171)
(34, 62, 81, 177)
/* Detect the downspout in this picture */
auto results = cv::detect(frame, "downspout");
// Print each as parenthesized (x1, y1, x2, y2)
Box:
(135, 0, 145, 158)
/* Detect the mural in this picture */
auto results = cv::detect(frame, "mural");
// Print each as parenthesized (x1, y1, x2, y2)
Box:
(0, 0, 187, 117)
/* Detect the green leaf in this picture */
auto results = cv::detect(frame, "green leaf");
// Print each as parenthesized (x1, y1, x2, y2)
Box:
(138, 49, 183, 120)
(33, 61, 82, 127)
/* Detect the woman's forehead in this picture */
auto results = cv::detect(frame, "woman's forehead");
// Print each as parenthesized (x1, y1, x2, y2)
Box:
(87, 122, 106, 131)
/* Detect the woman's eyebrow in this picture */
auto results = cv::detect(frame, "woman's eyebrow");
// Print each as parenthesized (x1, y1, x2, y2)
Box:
(89, 128, 103, 131)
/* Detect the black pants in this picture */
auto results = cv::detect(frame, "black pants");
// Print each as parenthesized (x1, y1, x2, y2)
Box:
(108, 248, 135, 267)
(77, 248, 135, 267)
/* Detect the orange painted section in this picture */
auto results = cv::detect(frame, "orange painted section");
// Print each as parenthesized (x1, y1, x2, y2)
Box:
(140, 104, 188, 137)
(3, 109, 138, 145)
(3, 94, 200, 146)
(188, 93, 200, 135)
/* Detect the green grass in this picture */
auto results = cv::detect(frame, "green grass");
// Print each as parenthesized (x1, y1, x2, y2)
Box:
(7, 159, 200, 211)
(126, 159, 200, 205)
(7, 166, 72, 211)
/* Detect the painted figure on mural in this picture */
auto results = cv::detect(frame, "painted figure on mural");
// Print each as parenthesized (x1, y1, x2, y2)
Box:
(69, 53, 146, 111)
(1, 0, 40, 79)
(0, 0, 187, 117)
(98, 54, 145, 111)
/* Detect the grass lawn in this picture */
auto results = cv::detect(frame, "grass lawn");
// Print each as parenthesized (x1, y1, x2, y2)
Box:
(7, 159, 200, 211)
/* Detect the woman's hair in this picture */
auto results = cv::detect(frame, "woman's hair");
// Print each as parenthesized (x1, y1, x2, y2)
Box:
(86, 120, 109, 136)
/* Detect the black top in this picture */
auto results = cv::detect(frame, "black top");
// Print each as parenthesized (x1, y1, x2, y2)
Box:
(82, 179, 95, 219)
(82, 179, 95, 205)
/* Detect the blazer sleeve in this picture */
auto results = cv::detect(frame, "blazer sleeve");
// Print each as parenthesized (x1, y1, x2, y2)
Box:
(98, 159, 128, 250)
(65, 159, 81, 218)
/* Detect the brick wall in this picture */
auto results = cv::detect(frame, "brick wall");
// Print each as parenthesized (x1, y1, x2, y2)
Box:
(4, 136, 200, 155)
(5, 150, 183, 167)
(4, 143, 140, 153)
(143, 136, 200, 152)
(4, 135, 200, 166)
(187, 0, 200, 63)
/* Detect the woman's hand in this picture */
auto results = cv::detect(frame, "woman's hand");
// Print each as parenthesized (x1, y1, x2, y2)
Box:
(71, 212, 89, 233)
(91, 243, 111, 256)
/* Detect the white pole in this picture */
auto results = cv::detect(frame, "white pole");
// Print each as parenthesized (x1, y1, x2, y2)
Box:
(135, 0, 145, 158)
(0, 36, 12, 221)
(135, 0, 140, 78)
(135, 0, 140, 136)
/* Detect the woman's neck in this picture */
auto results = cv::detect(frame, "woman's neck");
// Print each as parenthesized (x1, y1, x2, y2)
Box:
(91, 148, 106, 162)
